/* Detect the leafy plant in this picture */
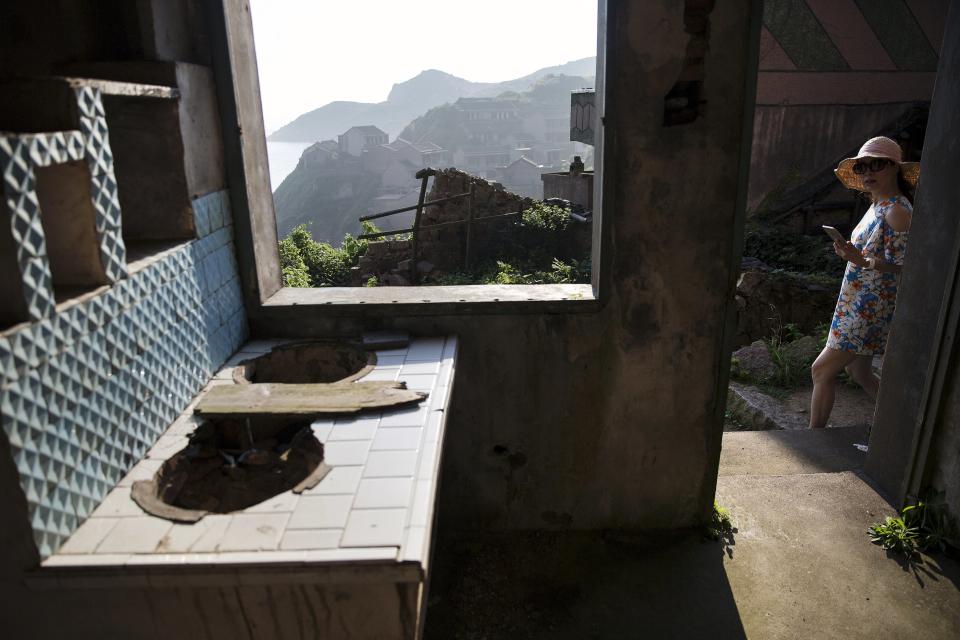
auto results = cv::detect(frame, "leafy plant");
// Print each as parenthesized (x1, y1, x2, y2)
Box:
(869, 494, 959, 557)
(521, 202, 569, 232)
(484, 258, 588, 285)
(869, 515, 921, 556)
(706, 502, 734, 541)
(765, 311, 802, 388)
(280, 223, 376, 287)
(278, 236, 311, 287)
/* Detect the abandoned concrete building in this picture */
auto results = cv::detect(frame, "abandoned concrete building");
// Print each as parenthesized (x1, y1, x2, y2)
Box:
(1, 1, 960, 639)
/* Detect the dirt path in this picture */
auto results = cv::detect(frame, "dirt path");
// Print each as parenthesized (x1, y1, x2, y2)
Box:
(729, 380, 876, 431)
(782, 382, 876, 428)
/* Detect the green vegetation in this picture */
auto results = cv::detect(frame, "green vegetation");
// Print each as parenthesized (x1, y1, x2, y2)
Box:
(730, 318, 829, 393)
(277, 201, 591, 287)
(707, 502, 735, 541)
(743, 223, 845, 278)
(278, 223, 374, 287)
(432, 201, 591, 285)
(436, 257, 590, 286)
(868, 494, 959, 558)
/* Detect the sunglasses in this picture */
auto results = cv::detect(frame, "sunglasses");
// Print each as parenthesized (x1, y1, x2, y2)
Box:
(852, 158, 894, 175)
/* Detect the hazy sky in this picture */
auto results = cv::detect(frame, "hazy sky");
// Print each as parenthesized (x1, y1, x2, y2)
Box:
(250, 0, 598, 134)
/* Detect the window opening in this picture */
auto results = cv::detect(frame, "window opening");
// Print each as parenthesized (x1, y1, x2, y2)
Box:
(251, 0, 598, 292)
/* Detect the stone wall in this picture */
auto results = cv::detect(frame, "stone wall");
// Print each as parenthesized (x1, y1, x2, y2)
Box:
(735, 270, 837, 346)
(356, 169, 539, 282)
(420, 169, 529, 273)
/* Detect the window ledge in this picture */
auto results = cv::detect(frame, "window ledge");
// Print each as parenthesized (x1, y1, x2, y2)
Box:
(261, 284, 598, 316)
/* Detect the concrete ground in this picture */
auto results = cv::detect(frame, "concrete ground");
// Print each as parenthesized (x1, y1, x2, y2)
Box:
(424, 426, 960, 639)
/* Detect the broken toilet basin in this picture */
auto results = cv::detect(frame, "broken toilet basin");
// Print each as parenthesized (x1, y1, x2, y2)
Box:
(132, 416, 330, 522)
(132, 338, 428, 522)
(232, 340, 376, 384)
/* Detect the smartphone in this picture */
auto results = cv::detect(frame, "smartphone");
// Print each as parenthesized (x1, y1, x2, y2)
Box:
(822, 225, 845, 244)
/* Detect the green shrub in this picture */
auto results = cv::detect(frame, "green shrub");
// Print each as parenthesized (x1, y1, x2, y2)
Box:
(521, 201, 569, 232)
(869, 494, 959, 557)
(278, 237, 311, 287)
(481, 257, 589, 285)
(279, 223, 375, 287)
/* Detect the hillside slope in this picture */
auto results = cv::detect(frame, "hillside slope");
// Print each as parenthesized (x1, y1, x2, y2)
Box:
(272, 145, 380, 241)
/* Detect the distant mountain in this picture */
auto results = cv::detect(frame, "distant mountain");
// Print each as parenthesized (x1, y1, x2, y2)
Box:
(399, 74, 592, 152)
(268, 57, 596, 143)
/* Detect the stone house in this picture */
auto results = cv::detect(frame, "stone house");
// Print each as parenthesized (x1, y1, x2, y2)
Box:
(381, 158, 420, 190)
(496, 156, 544, 199)
(337, 124, 388, 157)
(454, 97, 524, 147)
(363, 138, 451, 175)
(0, 1, 959, 639)
(454, 147, 513, 179)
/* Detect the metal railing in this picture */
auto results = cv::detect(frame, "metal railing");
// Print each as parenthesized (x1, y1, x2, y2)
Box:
(357, 167, 525, 280)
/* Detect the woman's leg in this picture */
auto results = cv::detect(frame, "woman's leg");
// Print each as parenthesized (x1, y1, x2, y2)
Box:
(845, 355, 880, 401)
(810, 346, 857, 428)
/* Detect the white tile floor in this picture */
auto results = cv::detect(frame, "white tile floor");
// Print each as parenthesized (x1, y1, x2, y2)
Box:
(43, 335, 456, 575)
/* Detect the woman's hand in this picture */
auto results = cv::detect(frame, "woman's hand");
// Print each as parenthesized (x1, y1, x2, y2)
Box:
(834, 241, 868, 267)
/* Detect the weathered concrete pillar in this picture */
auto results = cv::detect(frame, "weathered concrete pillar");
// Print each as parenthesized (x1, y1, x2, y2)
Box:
(582, 0, 760, 527)
(867, 2, 960, 520)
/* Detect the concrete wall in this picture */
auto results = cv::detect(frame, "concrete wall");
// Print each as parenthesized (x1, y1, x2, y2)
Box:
(867, 1, 960, 522)
(748, 102, 920, 213)
(745, 0, 948, 214)
(252, 0, 760, 532)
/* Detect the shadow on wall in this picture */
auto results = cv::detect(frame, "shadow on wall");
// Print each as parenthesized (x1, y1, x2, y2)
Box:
(424, 531, 746, 639)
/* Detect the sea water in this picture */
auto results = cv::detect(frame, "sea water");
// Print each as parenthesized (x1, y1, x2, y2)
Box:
(266, 141, 312, 191)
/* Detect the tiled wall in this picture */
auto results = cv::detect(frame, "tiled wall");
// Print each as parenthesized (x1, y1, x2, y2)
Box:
(0, 190, 247, 558)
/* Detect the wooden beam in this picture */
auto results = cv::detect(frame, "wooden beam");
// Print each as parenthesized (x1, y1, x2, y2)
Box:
(195, 381, 427, 417)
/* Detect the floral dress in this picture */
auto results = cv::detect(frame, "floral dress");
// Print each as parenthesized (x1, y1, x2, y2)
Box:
(827, 196, 912, 355)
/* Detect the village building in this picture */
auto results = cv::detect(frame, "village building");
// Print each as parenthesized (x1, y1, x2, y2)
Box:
(337, 124, 388, 157)
(363, 137, 451, 175)
(496, 156, 545, 199)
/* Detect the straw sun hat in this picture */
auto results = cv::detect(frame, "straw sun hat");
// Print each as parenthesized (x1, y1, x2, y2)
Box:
(834, 136, 920, 192)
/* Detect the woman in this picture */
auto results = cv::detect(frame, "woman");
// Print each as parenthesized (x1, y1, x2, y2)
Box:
(809, 136, 920, 429)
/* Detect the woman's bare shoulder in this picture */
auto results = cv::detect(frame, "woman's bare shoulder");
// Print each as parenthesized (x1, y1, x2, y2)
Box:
(885, 201, 912, 232)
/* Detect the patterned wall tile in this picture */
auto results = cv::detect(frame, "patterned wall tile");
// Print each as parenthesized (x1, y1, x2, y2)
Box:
(0, 189, 246, 558)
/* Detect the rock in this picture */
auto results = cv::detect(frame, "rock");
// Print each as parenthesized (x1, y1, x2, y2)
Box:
(726, 382, 808, 431)
(741, 256, 772, 272)
(416, 260, 434, 273)
(735, 270, 838, 347)
(725, 383, 780, 431)
(782, 335, 822, 369)
(731, 340, 777, 383)
(381, 273, 410, 286)
(397, 259, 412, 271)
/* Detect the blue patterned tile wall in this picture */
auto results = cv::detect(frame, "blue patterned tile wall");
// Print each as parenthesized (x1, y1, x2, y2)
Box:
(0, 189, 246, 558)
